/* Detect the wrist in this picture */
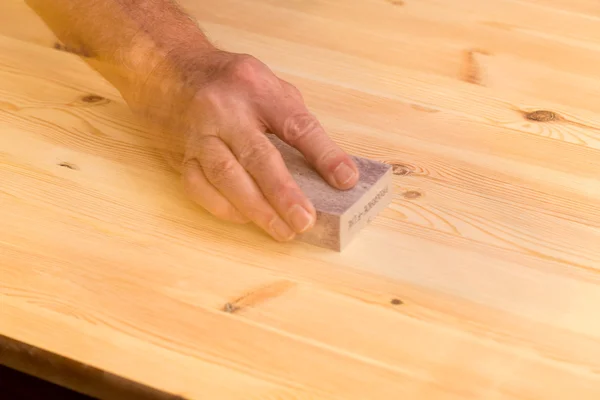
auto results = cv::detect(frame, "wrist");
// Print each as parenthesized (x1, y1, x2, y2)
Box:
(94, 2, 217, 103)
(124, 45, 226, 119)
(127, 29, 215, 75)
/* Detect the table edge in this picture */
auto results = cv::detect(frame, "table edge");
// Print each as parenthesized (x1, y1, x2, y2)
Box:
(0, 333, 187, 400)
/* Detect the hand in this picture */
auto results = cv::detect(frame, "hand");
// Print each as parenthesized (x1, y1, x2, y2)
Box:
(127, 49, 360, 242)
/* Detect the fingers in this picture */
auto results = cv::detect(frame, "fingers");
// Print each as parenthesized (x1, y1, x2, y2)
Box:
(260, 80, 360, 190)
(224, 130, 317, 234)
(196, 135, 297, 242)
(182, 158, 250, 224)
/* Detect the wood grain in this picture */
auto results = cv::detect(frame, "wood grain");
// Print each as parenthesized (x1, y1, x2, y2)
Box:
(1, 0, 600, 399)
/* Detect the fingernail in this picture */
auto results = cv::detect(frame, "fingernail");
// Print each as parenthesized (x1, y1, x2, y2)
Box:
(270, 217, 295, 241)
(288, 204, 314, 233)
(333, 163, 356, 187)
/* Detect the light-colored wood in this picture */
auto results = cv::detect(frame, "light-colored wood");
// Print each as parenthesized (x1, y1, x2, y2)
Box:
(2, 0, 600, 399)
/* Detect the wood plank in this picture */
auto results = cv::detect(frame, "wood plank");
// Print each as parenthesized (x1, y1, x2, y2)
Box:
(2, 1, 600, 399)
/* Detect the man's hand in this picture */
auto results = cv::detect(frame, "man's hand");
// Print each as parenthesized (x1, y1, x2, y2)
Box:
(26, 0, 359, 242)
(136, 51, 360, 241)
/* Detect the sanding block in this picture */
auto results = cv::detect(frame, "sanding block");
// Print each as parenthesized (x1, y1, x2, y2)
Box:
(267, 133, 393, 251)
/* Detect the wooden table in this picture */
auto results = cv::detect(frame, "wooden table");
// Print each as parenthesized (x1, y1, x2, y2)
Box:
(2, 0, 600, 399)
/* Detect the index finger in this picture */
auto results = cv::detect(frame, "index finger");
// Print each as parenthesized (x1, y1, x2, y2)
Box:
(260, 80, 360, 190)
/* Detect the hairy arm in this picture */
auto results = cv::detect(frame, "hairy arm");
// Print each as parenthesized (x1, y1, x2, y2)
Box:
(26, 0, 360, 243)
(26, 0, 213, 96)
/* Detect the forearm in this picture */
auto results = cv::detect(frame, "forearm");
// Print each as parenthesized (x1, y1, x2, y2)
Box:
(26, 0, 216, 98)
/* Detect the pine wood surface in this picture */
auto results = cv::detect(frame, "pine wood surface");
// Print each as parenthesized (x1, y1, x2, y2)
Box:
(1, 0, 600, 399)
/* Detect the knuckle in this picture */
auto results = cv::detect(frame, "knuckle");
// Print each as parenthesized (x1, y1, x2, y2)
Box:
(227, 54, 266, 86)
(211, 202, 240, 221)
(235, 195, 277, 224)
(239, 140, 280, 170)
(243, 203, 270, 223)
(205, 158, 238, 185)
(318, 146, 345, 171)
(282, 80, 303, 100)
(282, 113, 321, 145)
(271, 179, 297, 200)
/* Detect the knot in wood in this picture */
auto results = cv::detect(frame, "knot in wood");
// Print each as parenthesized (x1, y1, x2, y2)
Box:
(525, 110, 558, 122)
(58, 162, 78, 170)
(403, 190, 422, 199)
(392, 164, 413, 176)
(82, 94, 105, 103)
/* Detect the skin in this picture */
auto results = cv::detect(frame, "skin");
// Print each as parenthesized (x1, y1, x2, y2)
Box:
(25, 0, 360, 242)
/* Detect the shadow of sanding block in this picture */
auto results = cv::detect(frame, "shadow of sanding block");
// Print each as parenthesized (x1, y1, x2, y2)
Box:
(267, 133, 393, 252)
